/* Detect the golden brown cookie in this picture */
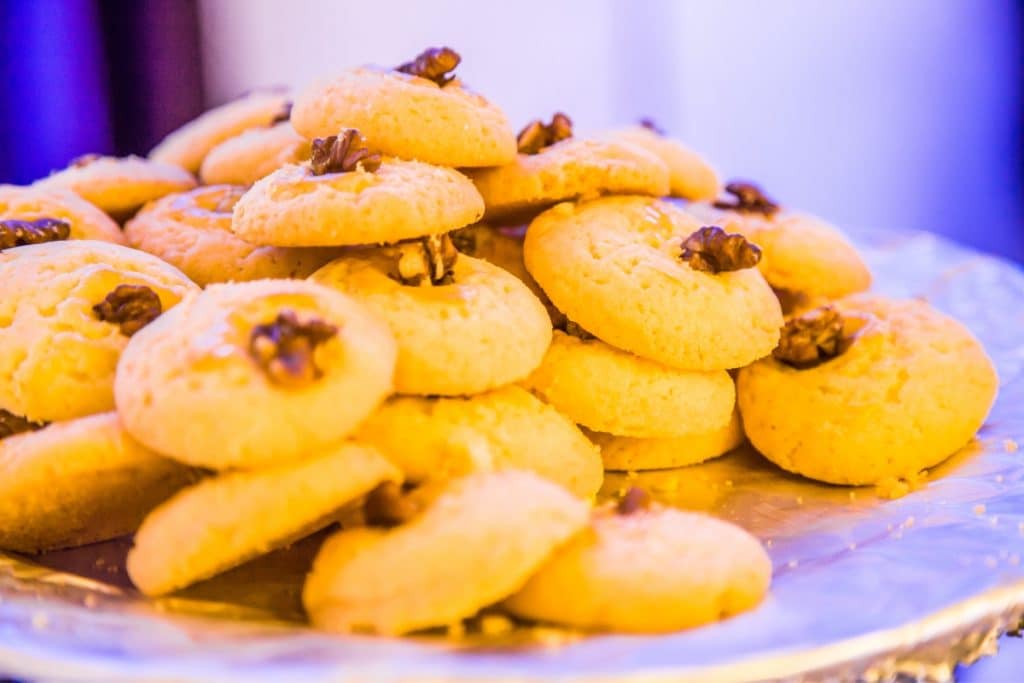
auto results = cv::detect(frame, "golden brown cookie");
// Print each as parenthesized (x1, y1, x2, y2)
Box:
(292, 50, 516, 167)
(355, 386, 602, 499)
(524, 197, 783, 370)
(199, 123, 310, 186)
(127, 441, 400, 596)
(601, 122, 719, 200)
(0, 240, 197, 422)
(149, 90, 290, 173)
(34, 155, 197, 219)
(738, 296, 998, 484)
(310, 245, 551, 396)
(125, 185, 340, 286)
(505, 499, 771, 632)
(303, 470, 589, 635)
(0, 184, 125, 245)
(0, 412, 198, 553)
(115, 279, 396, 470)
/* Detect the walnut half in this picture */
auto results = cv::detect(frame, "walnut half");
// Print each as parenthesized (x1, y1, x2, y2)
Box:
(772, 305, 864, 369)
(713, 181, 780, 216)
(0, 409, 46, 441)
(391, 233, 458, 286)
(395, 47, 461, 86)
(310, 129, 381, 176)
(93, 285, 163, 336)
(0, 217, 71, 250)
(517, 113, 573, 155)
(249, 309, 338, 387)
(680, 225, 761, 274)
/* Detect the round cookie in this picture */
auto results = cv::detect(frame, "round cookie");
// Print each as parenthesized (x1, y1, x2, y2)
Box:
(737, 295, 999, 485)
(149, 90, 290, 173)
(127, 441, 400, 596)
(0, 184, 125, 245)
(355, 386, 602, 499)
(199, 123, 310, 186)
(601, 124, 719, 200)
(125, 185, 340, 286)
(505, 501, 771, 632)
(523, 330, 735, 438)
(0, 412, 198, 554)
(687, 185, 871, 300)
(0, 240, 197, 422)
(466, 137, 670, 223)
(232, 157, 484, 247)
(292, 63, 516, 167)
(311, 248, 550, 396)
(589, 409, 745, 471)
(115, 279, 396, 470)
(303, 470, 589, 635)
(524, 196, 783, 371)
(34, 155, 197, 219)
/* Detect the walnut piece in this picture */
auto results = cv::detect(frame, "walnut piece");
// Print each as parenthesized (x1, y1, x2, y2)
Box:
(638, 118, 665, 135)
(249, 309, 338, 387)
(92, 285, 163, 336)
(773, 305, 862, 369)
(310, 129, 381, 176)
(364, 481, 422, 527)
(0, 217, 71, 250)
(449, 227, 478, 256)
(713, 181, 780, 216)
(270, 100, 292, 125)
(680, 225, 761, 274)
(70, 153, 102, 168)
(616, 487, 650, 515)
(517, 112, 573, 155)
(392, 233, 458, 286)
(0, 409, 46, 440)
(395, 47, 461, 86)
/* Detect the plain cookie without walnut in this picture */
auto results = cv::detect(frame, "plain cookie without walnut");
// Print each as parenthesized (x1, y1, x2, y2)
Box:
(355, 386, 602, 499)
(601, 125, 719, 200)
(303, 470, 588, 635)
(199, 123, 310, 186)
(524, 197, 783, 370)
(125, 185, 340, 286)
(127, 441, 400, 596)
(737, 295, 998, 485)
(0, 240, 197, 422)
(505, 503, 771, 632)
(115, 279, 396, 470)
(292, 66, 516, 167)
(0, 412, 198, 554)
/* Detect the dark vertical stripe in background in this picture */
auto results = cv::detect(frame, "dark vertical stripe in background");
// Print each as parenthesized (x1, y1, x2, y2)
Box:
(0, 0, 203, 183)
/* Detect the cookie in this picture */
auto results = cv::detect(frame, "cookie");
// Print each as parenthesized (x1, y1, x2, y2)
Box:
(589, 409, 744, 471)
(292, 50, 516, 167)
(602, 122, 719, 200)
(302, 470, 588, 635)
(687, 182, 871, 299)
(232, 149, 484, 247)
(149, 90, 290, 173)
(524, 197, 783, 370)
(355, 385, 602, 498)
(34, 155, 197, 219)
(115, 279, 396, 470)
(0, 412, 198, 553)
(0, 240, 198, 422)
(310, 245, 550, 396)
(523, 330, 735, 438)
(505, 499, 771, 632)
(737, 296, 999, 485)
(466, 122, 670, 222)
(127, 441, 399, 596)
(125, 185, 340, 286)
(0, 184, 125, 245)
(199, 123, 310, 186)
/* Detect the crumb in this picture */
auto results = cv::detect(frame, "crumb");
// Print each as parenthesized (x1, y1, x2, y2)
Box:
(532, 626, 572, 648)
(975, 504, 987, 515)
(480, 614, 514, 636)
(848, 490, 857, 501)
(1004, 439, 1019, 453)
(765, 539, 773, 548)
(83, 594, 98, 609)
(903, 516, 915, 528)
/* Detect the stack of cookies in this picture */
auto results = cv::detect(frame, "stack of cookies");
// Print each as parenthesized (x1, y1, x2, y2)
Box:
(0, 46, 999, 638)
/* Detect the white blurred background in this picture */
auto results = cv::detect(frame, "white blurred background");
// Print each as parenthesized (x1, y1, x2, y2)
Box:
(198, 0, 1021, 260)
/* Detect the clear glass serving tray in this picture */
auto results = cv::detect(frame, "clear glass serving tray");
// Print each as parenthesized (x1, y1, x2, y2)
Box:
(1, 227, 1023, 682)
